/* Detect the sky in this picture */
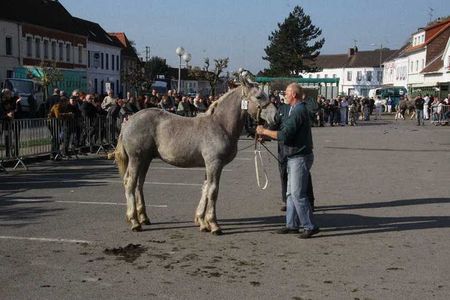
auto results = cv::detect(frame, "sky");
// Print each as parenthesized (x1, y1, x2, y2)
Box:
(59, 0, 450, 73)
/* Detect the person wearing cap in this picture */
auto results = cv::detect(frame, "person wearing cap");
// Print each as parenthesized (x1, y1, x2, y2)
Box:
(257, 83, 319, 239)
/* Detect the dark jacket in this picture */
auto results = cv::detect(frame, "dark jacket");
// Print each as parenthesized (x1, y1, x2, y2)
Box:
(277, 102, 313, 157)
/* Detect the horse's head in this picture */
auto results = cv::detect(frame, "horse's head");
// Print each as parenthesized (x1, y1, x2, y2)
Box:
(238, 70, 277, 126)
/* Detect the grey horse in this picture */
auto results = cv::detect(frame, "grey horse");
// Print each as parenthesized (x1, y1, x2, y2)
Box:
(112, 76, 277, 234)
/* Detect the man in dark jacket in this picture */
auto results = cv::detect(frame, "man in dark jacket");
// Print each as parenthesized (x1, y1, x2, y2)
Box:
(257, 83, 319, 239)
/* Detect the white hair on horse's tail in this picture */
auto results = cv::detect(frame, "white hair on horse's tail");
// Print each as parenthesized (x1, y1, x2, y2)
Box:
(114, 134, 128, 179)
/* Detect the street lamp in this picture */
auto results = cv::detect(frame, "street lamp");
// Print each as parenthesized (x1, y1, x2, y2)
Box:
(176, 47, 191, 94)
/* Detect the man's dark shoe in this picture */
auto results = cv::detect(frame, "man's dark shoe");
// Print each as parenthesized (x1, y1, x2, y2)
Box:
(276, 228, 299, 234)
(298, 227, 320, 239)
(280, 205, 287, 212)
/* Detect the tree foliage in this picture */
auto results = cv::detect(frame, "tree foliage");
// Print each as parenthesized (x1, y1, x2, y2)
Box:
(144, 56, 169, 81)
(263, 5, 325, 76)
(189, 57, 229, 96)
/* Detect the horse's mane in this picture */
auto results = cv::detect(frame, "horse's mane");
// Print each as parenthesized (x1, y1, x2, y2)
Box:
(204, 87, 240, 115)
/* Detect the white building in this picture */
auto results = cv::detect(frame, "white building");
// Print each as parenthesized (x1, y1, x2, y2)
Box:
(0, 20, 21, 84)
(73, 17, 121, 96)
(303, 47, 397, 97)
(383, 17, 450, 98)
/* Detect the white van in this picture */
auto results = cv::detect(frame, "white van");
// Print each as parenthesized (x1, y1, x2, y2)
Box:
(3, 78, 44, 115)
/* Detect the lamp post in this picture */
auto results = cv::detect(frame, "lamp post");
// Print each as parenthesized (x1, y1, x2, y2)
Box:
(176, 47, 191, 94)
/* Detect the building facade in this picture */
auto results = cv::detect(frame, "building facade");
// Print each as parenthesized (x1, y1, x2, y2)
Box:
(0, 19, 21, 84)
(303, 47, 396, 97)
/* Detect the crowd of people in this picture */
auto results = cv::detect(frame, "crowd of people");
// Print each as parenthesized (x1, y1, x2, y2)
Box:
(0, 87, 223, 159)
(266, 92, 450, 127)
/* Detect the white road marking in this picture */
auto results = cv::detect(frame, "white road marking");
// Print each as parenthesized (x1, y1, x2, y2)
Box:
(233, 157, 251, 161)
(0, 179, 202, 186)
(0, 235, 92, 244)
(7, 199, 167, 207)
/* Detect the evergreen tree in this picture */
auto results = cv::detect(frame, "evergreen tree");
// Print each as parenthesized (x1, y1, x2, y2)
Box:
(263, 6, 325, 76)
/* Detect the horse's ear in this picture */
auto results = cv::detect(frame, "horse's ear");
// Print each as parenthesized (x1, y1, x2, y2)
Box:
(239, 69, 258, 88)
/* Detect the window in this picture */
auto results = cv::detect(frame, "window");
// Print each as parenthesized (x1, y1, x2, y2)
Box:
(78, 46, 83, 63)
(116, 56, 119, 71)
(308, 74, 312, 78)
(378, 70, 382, 82)
(94, 78, 98, 93)
(6, 70, 13, 78)
(415, 60, 418, 72)
(112, 54, 115, 70)
(324, 74, 328, 78)
(101, 53, 104, 69)
(66, 44, 71, 62)
(332, 74, 336, 78)
(421, 59, 424, 70)
(43, 40, 49, 59)
(366, 71, 372, 81)
(116, 79, 119, 95)
(357, 71, 362, 81)
(410, 61, 413, 72)
(106, 53, 109, 70)
(316, 74, 320, 78)
(5, 37, 12, 55)
(59, 42, 64, 61)
(27, 37, 32, 57)
(51, 41, 56, 60)
(88, 50, 90, 68)
(347, 71, 352, 81)
(35, 38, 41, 58)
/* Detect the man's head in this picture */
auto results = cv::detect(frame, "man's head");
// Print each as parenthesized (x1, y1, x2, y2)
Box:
(285, 83, 303, 105)
(53, 88, 60, 96)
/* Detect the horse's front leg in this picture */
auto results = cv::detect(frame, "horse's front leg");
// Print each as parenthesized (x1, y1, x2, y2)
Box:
(194, 180, 210, 232)
(204, 167, 223, 235)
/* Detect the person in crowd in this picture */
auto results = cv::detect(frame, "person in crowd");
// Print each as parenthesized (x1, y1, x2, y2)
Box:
(48, 96, 74, 158)
(159, 95, 176, 113)
(348, 97, 358, 126)
(177, 96, 191, 116)
(193, 95, 207, 113)
(256, 83, 319, 239)
(1, 88, 19, 157)
(374, 96, 383, 120)
(46, 88, 61, 115)
(387, 96, 393, 113)
(101, 90, 116, 113)
(423, 94, 430, 120)
(414, 94, 425, 126)
(340, 97, 349, 125)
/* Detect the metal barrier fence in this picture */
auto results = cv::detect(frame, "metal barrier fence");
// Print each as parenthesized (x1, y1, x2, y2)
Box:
(0, 116, 120, 170)
(430, 104, 450, 125)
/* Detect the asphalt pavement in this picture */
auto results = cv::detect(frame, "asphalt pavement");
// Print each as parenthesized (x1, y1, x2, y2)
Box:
(1, 116, 449, 299)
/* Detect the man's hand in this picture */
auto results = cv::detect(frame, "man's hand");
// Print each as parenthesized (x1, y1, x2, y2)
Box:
(256, 125, 265, 135)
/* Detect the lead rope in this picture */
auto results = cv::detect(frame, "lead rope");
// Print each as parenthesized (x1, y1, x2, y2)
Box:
(254, 107, 269, 190)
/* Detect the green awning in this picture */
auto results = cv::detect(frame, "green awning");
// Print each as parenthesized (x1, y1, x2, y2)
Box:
(256, 76, 339, 84)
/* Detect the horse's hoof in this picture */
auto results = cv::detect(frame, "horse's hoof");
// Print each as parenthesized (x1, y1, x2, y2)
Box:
(140, 219, 151, 225)
(200, 227, 210, 232)
(131, 225, 142, 232)
(212, 229, 223, 236)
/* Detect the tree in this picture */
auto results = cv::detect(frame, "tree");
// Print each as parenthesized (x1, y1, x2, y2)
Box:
(28, 62, 63, 101)
(189, 57, 229, 96)
(263, 5, 325, 76)
(122, 63, 149, 95)
(144, 56, 169, 81)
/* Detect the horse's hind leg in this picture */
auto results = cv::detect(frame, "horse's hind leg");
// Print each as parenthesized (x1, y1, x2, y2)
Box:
(194, 179, 209, 231)
(136, 159, 151, 225)
(124, 158, 141, 231)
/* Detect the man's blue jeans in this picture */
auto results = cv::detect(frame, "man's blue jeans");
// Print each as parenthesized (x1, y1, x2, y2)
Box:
(416, 109, 423, 125)
(286, 153, 316, 230)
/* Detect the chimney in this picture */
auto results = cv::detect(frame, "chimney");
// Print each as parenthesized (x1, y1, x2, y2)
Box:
(348, 48, 355, 57)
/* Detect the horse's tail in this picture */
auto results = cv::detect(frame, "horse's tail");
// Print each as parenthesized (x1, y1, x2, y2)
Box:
(113, 134, 128, 178)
